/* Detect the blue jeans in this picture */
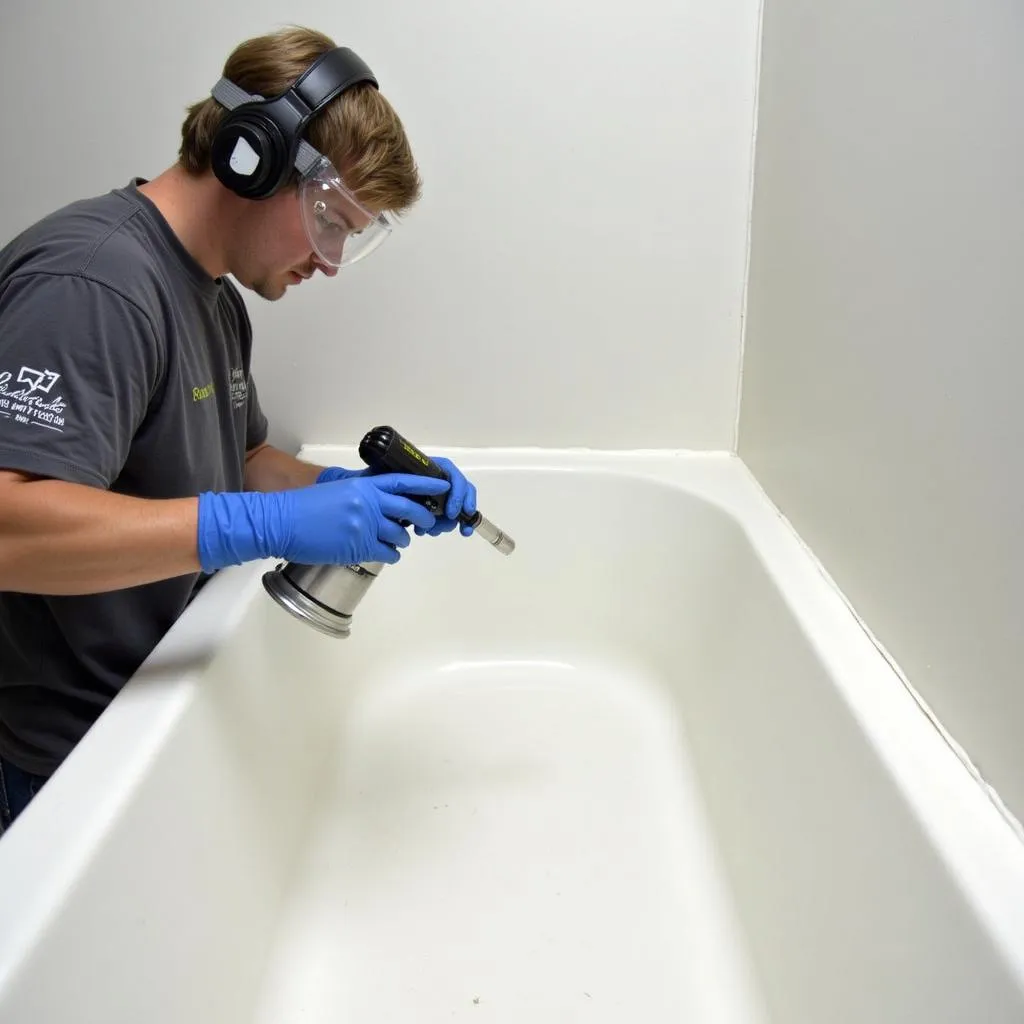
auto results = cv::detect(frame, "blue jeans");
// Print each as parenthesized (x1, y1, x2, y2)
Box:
(0, 755, 49, 835)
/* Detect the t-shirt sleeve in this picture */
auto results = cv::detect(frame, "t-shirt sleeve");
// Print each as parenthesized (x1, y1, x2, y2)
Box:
(0, 272, 163, 488)
(245, 372, 269, 450)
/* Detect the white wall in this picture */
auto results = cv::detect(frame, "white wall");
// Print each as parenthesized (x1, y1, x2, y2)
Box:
(0, 1, 761, 453)
(740, 2, 1024, 821)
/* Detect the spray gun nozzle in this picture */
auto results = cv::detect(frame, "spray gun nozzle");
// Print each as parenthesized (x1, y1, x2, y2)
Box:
(463, 510, 515, 555)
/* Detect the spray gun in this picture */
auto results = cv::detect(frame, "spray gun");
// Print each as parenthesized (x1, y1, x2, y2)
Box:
(261, 425, 515, 638)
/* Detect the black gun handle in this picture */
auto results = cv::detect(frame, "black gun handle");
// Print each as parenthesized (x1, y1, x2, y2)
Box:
(359, 425, 476, 524)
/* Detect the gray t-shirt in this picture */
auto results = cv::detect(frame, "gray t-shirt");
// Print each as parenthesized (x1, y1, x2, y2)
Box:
(0, 180, 269, 775)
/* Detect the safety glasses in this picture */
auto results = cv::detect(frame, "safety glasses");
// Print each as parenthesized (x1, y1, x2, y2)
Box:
(298, 155, 395, 269)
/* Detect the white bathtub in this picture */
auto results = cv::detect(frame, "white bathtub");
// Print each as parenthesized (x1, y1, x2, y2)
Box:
(1, 448, 1023, 1023)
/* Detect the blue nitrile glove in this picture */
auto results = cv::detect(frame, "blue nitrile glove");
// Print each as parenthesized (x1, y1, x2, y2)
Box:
(196, 474, 451, 573)
(315, 465, 366, 483)
(414, 456, 478, 537)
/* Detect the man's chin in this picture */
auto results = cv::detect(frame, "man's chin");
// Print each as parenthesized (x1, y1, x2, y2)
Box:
(251, 278, 289, 302)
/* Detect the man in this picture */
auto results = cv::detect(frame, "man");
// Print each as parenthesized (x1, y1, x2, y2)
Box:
(0, 26, 477, 831)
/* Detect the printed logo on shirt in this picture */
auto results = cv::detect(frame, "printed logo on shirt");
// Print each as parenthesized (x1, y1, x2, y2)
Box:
(192, 381, 216, 403)
(229, 367, 248, 410)
(0, 366, 67, 432)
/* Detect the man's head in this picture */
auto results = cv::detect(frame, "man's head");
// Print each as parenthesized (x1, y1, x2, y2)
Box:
(178, 26, 421, 299)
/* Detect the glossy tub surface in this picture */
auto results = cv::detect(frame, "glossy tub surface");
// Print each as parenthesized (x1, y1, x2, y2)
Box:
(1, 448, 1022, 1023)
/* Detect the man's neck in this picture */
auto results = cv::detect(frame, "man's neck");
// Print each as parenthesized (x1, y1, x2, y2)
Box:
(137, 165, 239, 280)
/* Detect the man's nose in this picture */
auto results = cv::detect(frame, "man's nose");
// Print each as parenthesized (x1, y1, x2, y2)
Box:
(314, 258, 339, 278)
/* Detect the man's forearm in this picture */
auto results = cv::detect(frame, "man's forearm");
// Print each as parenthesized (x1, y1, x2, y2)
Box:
(0, 473, 201, 595)
(243, 443, 330, 492)
(0, 445, 346, 596)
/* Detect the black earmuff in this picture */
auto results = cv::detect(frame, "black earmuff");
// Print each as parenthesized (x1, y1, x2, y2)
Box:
(210, 46, 378, 200)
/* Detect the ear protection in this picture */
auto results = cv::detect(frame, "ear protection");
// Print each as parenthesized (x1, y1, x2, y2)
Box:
(209, 46, 378, 200)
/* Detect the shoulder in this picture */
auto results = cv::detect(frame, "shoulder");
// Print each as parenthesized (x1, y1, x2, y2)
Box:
(2, 189, 141, 270)
(0, 194, 166, 376)
(0, 188, 164, 323)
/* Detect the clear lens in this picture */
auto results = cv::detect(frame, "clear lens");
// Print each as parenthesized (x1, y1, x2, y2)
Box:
(299, 158, 393, 269)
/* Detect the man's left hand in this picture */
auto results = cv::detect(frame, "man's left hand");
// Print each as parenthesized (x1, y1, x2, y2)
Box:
(415, 457, 477, 537)
(317, 457, 477, 537)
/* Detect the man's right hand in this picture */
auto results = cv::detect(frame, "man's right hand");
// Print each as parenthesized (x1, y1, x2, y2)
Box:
(197, 473, 452, 573)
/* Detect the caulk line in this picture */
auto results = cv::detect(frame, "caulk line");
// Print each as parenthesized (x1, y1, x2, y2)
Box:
(732, 0, 766, 455)
(740, 460, 1024, 848)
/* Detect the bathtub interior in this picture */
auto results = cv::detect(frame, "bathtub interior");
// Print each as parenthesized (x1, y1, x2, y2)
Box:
(0, 455, 1022, 1024)
(301, 463, 1024, 1023)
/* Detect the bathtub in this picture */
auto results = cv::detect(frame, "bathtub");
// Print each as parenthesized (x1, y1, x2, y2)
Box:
(0, 447, 1023, 1023)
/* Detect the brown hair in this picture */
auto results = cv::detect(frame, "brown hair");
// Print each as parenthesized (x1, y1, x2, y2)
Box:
(178, 26, 422, 213)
